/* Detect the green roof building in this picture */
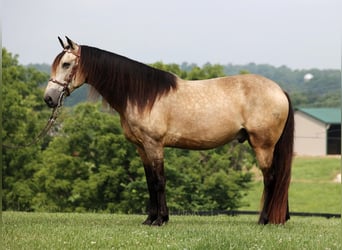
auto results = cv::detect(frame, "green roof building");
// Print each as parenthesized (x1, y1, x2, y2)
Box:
(294, 108, 341, 155)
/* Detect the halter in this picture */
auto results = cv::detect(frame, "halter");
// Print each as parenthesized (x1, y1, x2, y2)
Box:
(49, 47, 81, 96)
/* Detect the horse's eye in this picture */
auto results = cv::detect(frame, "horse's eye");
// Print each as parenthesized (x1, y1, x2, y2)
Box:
(62, 62, 71, 69)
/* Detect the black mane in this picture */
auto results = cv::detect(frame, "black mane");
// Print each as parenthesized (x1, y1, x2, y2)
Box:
(79, 46, 178, 112)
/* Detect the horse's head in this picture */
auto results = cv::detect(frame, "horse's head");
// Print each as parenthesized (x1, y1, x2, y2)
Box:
(44, 36, 84, 108)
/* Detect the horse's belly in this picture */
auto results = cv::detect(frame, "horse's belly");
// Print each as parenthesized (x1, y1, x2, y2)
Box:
(164, 128, 239, 150)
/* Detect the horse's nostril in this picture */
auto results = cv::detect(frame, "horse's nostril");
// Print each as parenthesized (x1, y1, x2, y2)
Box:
(44, 96, 55, 108)
(44, 96, 52, 104)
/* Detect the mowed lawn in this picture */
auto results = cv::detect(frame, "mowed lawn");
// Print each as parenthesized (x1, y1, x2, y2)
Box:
(3, 156, 341, 249)
(240, 156, 341, 213)
(3, 212, 341, 249)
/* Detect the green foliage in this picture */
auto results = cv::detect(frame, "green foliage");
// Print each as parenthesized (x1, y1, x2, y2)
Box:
(150, 61, 226, 80)
(2, 48, 50, 211)
(165, 143, 254, 212)
(186, 63, 226, 80)
(30, 103, 142, 212)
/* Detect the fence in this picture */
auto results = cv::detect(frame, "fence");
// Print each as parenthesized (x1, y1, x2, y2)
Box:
(171, 210, 341, 219)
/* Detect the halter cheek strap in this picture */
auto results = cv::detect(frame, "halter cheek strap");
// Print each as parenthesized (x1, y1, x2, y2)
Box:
(49, 47, 81, 96)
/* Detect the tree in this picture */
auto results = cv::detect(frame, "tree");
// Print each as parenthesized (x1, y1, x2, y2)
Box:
(186, 63, 225, 80)
(2, 48, 49, 210)
(150, 62, 187, 79)
(164, 142, 254, 212)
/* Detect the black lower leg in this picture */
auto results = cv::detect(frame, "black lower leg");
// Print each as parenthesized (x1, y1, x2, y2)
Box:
(259, 169, 275, 225)
(151, 160, 169, 226)
(143, 165, 158, 225)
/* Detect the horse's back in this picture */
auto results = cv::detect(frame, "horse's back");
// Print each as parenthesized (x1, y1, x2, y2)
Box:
(214, 74, 285, 98)
(156, 74, 289, 149)
(178, 74, 288, 121)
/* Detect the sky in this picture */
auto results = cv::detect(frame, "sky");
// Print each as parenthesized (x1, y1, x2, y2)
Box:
(2, 0, 342, 69)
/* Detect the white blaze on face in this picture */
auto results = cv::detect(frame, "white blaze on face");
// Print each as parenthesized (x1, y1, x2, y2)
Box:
(47, 52, 79, 92)
(45, 37, 83, 108)
(44, 51, 77, 107)
(57, 53, 77, 82)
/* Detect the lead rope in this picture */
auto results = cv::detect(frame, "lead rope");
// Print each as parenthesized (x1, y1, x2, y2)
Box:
(2, 90, 67, 149)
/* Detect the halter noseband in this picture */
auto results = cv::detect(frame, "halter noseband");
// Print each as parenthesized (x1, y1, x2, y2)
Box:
(49, 47, 81, 96)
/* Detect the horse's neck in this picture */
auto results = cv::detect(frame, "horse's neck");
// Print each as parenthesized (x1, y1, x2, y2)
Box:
(98, 86, 124, 114)
(86, 53, 178, 115)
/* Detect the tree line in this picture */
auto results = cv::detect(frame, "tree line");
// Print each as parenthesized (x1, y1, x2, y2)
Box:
(29, 60, 341, 108)
(2, 48, 254, 213)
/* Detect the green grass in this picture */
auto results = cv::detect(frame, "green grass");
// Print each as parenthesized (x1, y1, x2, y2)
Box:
(240, 156, 341, 213)
(3, 212, 341, 250)
(3, 157, 341, 249)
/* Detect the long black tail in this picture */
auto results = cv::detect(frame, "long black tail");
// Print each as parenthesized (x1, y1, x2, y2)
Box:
(260, 92, 294, 224)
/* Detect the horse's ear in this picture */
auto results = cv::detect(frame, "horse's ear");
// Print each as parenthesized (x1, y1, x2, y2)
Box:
(58, 36, 67, 49)
(65, 36, 78, 50)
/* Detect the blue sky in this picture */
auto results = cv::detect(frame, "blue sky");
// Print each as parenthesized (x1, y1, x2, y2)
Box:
(2, 0, 341, 69)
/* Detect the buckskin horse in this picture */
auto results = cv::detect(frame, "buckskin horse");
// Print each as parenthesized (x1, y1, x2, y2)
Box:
(44, 37, 294, 226)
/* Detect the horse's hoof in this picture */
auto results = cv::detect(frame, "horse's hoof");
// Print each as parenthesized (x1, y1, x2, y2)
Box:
(151, 218, 165, 226)
(151, 215, 169, 226)
(152, 221, 162, 226)
(142, 216, 155, 225)
(258, 216, 269, 225)
(142, 220, 152, 226)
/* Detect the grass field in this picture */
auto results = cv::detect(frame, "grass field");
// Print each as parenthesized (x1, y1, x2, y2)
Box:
(3, 212, 341, 249)
(240, 156, 341, 213)
(3, 157, 342, 249)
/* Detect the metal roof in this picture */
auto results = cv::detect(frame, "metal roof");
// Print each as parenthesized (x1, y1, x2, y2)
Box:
(296, 108, 341, 124)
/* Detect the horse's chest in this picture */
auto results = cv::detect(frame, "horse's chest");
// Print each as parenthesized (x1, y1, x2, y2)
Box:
(120, 120, 141, 145)
(119, 117, 152, 146)
(121, 114, 168, 150)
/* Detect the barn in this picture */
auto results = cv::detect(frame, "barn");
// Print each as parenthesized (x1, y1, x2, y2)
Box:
(294, 108, 341, 156)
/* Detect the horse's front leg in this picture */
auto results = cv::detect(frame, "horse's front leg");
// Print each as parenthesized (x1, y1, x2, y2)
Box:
(138, 148, 169, 226)
(151, 159, 169, 226)
(142, 163, 158, 225)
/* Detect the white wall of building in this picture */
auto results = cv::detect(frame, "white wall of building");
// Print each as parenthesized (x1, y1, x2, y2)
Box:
(294, 112, 327, 156)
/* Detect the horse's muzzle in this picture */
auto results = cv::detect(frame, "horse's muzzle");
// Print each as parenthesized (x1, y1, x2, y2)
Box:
(44, 89, 61, 108)
(44, 95, 56, 108)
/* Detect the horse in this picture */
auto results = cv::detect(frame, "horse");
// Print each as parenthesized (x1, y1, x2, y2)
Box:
(44, 37, 294, 226)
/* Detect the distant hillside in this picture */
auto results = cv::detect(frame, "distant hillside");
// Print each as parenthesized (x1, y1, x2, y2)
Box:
(29, 62, 341, 108)
(223, 63, 339, 93)
(223, 63, 340, 108)
(27, 63, 50, 74)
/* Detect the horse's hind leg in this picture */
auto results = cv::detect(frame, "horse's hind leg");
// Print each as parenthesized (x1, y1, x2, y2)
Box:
(252, 146, 275, 224)
(250, 130, 291, 225)
(248, 130, 279, 224)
